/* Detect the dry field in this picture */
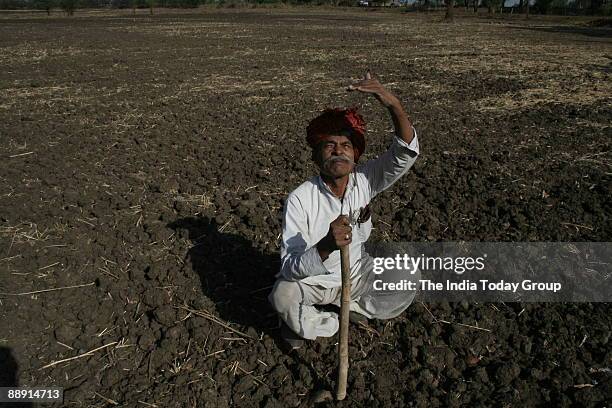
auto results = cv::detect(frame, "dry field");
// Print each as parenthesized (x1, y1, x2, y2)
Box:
(0, 7, 611, 407)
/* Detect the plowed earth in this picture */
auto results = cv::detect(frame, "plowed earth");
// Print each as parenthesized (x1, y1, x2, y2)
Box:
(0, 8, 611, 407)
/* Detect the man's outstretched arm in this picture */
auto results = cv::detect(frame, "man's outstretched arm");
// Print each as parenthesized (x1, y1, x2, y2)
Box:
(348, 72, 420, 197)
(349, 71, 415, 145)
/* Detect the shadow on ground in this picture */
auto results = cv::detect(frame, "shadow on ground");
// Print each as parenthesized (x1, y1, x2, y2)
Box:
(0, 347, 31, 408)
(169, 217, 281, 337)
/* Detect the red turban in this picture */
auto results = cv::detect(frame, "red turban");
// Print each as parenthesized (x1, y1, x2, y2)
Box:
(306, 107, 366, 162)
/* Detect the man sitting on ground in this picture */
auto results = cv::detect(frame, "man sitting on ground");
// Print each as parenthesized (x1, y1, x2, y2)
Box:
(269, 72, 420, 349)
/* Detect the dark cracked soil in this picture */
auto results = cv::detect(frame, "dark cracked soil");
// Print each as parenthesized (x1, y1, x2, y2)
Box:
(0, 7, 611, 408)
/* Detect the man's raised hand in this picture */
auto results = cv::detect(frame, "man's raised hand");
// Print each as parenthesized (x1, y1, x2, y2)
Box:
(347, 71, 400, 109)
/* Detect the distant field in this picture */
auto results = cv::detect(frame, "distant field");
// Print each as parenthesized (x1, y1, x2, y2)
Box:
(0, 8, 610, 407)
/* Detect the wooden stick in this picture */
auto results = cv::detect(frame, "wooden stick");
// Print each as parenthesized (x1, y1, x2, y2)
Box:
(336, 244, 351, 400)
(94, 392, 119, 405)
(40, 341, 118, 369)
(178, 305, 254, 340)
(0, 282, 95, 296)
(9, 151, 34, 158)
(438, 319, 491, 332)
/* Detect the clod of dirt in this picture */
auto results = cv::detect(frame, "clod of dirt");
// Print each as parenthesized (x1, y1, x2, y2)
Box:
(234, 376, 254, 394)
(466, 355, 480, 366)
(308, 389, 333, 404)
(495, 362, 521, 386)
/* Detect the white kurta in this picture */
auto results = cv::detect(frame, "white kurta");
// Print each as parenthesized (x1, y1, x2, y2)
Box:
(278, 131, 420, 287)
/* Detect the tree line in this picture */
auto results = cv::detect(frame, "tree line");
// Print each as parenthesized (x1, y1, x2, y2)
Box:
(0, 0, 201, 13)
(0, 0, 609, 16)
(441, 0, 610, 18)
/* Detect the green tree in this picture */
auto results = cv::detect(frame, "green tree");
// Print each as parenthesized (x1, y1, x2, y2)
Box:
(445, 0, 454, 19)
(484, 0, 502, 12)
(60, 0, 76, 15)
(534, 0, 553, 13)
(34, 0, 54, 14)
(590, 0, 603, 13)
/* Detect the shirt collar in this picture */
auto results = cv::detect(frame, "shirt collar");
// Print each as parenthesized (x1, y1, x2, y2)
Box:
(316, 171, 355, 199)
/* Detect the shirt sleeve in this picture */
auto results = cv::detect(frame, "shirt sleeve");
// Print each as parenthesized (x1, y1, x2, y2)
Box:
(279, 194, 329, 281)
(359, 128, 419, 198)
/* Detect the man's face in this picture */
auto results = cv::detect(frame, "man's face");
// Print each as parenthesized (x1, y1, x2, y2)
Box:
(313, 134, 355, 178)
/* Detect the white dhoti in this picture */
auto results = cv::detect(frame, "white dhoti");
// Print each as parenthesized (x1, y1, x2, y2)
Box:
(269, 253, 418, 340)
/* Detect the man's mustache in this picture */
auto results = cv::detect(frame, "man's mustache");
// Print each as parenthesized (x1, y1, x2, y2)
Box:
(323, 155, 355, 167)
